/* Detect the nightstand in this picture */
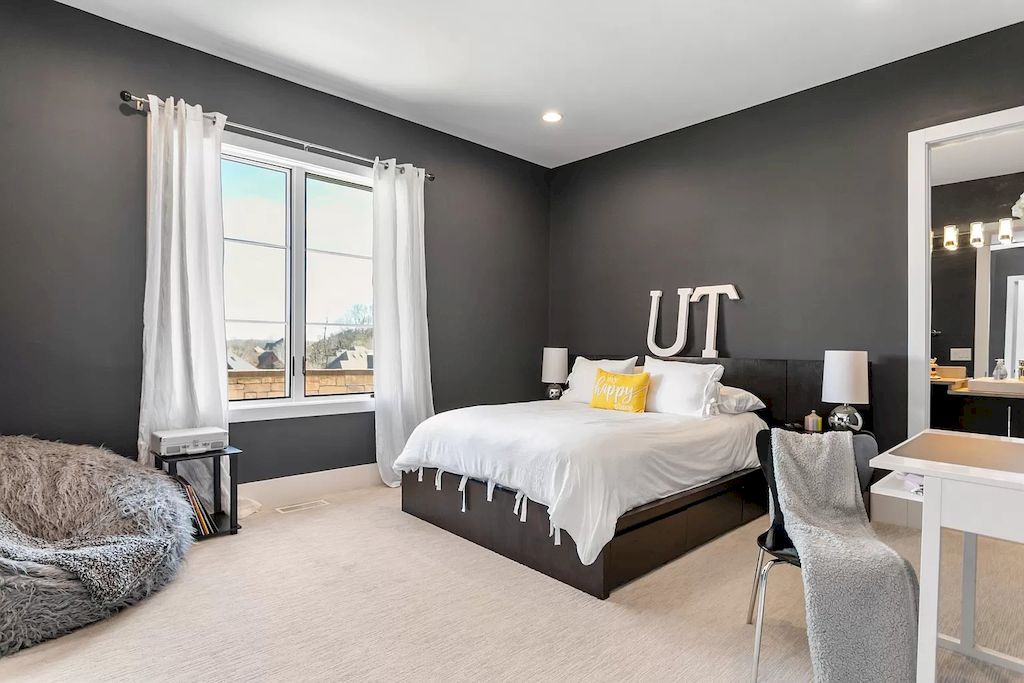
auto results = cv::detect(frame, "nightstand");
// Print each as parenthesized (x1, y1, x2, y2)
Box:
(777, 422, 831, 434)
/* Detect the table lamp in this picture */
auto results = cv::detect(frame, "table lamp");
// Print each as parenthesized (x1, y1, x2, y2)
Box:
(542, 347, 569, 399)
(822, 350, 869, 431)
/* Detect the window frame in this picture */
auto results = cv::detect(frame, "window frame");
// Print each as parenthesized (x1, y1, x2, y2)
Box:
(222, 132, 375, 423)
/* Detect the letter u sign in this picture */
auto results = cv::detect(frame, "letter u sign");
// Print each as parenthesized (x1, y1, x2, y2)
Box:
(647, 284, 740, 358)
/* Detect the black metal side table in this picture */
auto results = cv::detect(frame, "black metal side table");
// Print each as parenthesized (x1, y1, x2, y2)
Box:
(153, 446, 242, 540)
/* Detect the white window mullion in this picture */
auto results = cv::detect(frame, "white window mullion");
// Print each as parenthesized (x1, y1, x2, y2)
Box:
(290, 166, 307, 402)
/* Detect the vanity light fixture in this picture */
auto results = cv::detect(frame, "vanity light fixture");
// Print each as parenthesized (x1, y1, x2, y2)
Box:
(999, 217, 1014, 245)
(970, 222, 985, 247)
(542, 111, 563, 123)
(943, 225, 958, 251)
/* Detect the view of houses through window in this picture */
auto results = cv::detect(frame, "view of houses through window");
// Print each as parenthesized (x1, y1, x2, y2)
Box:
(222, 151, 373, 402)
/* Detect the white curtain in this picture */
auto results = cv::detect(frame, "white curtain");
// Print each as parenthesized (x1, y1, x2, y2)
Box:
(137, 95, 229, 507)
(373, 160, 434, 486)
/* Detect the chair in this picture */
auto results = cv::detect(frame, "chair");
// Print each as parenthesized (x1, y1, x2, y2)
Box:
(0, 436, 195, 655)
(745, 429, 877, 681)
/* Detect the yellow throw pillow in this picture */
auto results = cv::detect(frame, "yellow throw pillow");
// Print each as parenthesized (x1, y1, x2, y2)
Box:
(590, 368, 651, 413)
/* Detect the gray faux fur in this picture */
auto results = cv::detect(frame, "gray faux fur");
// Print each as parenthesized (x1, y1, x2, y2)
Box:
(0, 436, 195, 656)
(771, 429, 919, 683)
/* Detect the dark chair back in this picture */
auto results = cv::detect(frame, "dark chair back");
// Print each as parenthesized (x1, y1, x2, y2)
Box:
(755, 429, 878, 552)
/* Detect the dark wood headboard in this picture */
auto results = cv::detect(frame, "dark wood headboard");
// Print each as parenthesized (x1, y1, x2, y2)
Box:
(572, 355, 873, 430)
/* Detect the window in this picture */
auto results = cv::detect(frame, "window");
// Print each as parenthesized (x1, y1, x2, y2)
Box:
(303, 175, 374, 396)
(221, 134, 374, 422)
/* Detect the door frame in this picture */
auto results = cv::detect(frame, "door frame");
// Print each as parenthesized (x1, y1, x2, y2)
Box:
(908, 105, 1024, 436)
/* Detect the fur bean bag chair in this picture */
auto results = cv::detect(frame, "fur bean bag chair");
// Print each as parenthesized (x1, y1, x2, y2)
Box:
(0, 436, 194, 655)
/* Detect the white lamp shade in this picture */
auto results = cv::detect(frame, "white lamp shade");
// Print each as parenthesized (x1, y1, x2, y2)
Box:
(970, 222, 984, 247)
(542, 347, 569, 384)
(999, 217, 1014, 244)
(943, 225, 958, 250)
(822, 350, 869, 405)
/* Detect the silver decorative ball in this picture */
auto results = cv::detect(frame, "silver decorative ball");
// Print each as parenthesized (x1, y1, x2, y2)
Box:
(546, 383, 564, 400)
(828, 404, 863, 431)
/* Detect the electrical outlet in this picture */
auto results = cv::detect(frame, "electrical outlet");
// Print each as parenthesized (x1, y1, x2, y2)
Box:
(950, 348, 972, 361)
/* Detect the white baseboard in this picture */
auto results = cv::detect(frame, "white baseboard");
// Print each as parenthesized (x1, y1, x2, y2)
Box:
(238, 464, 384, 510)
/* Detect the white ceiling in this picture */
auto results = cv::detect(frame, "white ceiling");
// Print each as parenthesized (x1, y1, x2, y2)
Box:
(931, 125, 1024, 185)
(60, 0, 1024, 168)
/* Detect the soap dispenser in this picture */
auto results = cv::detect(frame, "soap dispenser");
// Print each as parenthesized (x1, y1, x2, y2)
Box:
(993, 359, 1008, 381)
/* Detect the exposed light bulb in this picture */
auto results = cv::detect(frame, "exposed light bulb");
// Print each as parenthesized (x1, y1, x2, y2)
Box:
(970, 222, 985, 247)
(542, 111, 563, 123)
(999, 217, 1014, 245)
(943, 225, 958, 251)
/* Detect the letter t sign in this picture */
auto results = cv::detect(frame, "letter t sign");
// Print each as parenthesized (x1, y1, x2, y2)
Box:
(690, 285, 740, 358)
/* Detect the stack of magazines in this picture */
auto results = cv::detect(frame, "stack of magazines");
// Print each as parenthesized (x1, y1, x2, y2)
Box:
(896, 472, 924, 496)
(174, 476, 217, 537)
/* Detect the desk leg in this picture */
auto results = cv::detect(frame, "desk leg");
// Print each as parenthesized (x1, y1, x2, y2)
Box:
(961, 532, 978, 650)
(937, 531, 1024, 674)
(917, 477, 942, 683)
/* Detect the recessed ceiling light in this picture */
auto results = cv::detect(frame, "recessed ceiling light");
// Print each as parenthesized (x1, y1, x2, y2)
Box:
(542, 111, 563, 123)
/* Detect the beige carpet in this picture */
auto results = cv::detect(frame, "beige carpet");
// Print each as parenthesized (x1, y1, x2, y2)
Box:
(1, 486, 1021, 682)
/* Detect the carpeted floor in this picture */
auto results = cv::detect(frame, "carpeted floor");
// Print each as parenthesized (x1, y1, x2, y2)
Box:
(1, 486, 1021, 682)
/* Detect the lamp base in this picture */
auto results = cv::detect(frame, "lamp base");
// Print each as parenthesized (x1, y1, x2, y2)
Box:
(828, 403, 863, 431)
(546, 383, 564, 400)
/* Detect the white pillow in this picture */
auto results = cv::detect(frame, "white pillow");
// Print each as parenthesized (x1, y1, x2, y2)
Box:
(561, 356, 639, 403)
(716, 385, 766, 414)
(643, 357, 724, 416)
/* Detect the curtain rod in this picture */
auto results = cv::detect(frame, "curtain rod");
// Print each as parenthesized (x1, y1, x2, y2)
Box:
(119, 90, 435, 181)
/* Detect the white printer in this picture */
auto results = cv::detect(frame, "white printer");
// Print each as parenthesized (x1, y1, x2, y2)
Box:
(150, 427, 229, 457)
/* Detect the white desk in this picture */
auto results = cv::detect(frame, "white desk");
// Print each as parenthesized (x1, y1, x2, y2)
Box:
(872, 429, 1024, 682)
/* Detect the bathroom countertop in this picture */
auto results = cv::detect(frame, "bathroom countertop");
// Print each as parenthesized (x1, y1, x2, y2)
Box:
(946, 384, 1024, 399)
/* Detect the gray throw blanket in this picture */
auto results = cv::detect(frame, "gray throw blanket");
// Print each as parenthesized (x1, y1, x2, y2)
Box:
(771, 429, 919, 683)
(0, 512, 169, 605)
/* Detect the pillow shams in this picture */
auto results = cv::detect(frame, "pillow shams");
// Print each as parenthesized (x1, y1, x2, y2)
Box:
(561, 356, 638, 403)
(716, 385, 766, 414)
(643, 357, 723, 416)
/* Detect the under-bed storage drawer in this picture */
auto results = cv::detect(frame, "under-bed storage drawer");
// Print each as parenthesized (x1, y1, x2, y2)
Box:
(687, 489, 746, 548)
(604, 488, 746, 588)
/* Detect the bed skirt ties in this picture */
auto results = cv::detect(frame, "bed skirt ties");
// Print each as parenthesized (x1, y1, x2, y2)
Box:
(513, 491, 528, 522)
(432, 472, 502, 513)
(458, 475, 469, 513)
(548, 518, 562, 546)
(420, 470, 562, 546)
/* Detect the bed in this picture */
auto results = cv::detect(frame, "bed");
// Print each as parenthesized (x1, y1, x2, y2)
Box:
(397, 357, 791, 598)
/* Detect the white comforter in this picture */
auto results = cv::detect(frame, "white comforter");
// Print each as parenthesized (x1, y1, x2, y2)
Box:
(393, 401, 765, 565)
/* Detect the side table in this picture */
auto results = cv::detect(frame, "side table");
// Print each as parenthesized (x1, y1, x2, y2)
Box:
(154, 446, 242, 539)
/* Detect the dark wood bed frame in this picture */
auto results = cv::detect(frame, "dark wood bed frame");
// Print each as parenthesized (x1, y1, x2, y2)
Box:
(401, 357, 836, 599)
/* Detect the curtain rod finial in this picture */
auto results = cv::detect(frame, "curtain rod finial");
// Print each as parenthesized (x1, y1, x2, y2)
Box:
(119, 90, 133, 102)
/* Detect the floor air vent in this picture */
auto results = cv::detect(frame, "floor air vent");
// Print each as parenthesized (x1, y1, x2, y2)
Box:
(275, 499, 329, 514)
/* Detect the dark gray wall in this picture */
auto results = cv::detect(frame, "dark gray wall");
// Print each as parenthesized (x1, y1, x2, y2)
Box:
(548, 22, 1024, 449)
(0, 1, 549, 482)
(931, 173, 1024, 227)
(929, 248, 976, 375)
